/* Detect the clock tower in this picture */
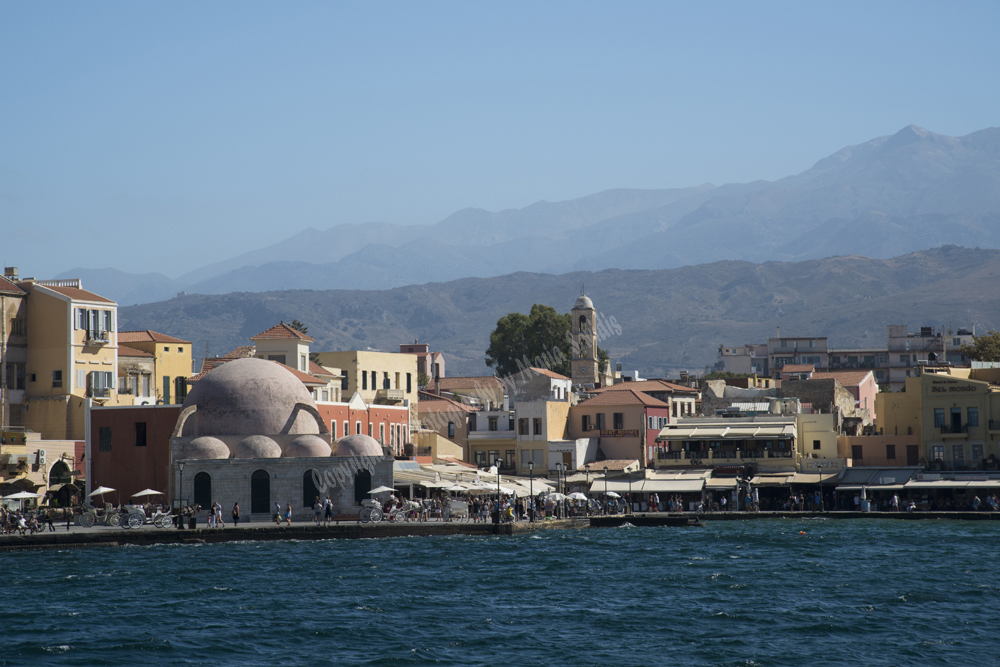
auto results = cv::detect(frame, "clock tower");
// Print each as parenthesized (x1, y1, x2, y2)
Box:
(571, 292, 598, 387)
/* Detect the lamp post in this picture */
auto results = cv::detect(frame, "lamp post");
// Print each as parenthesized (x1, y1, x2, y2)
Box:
(585, 464, 590, 515)
(494, 463, 501, 525)
(604, 465, 609, 515)
(628, 471, 633, 514)
(177, 462, 185, 530)
(529, 460, 534, 522)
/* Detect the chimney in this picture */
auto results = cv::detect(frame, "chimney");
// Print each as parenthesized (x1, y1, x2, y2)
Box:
(776, 326, 780, 338)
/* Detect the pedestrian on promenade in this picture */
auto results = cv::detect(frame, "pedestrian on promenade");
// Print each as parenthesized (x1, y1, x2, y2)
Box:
(313, 496, 322, 524)
(273, 502, 281, 525)
(284, 502, 292, 526)
(324, 496, 333, 525)
(215, 501, 225, 528)
(751, 487, 759, 513)
(232, 502, 240, 527)
(891, 494, 899, 511)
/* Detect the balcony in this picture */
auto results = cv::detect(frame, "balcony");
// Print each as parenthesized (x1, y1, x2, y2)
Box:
(468, 429, 516, 441)
(374, 388, 404, 404)
(654, 449, 794, 466)
(938, 423, 969, 435)
(85, 329, 110, 345)
(989, 420, 1000, 432)
(87, 387, 111, 399)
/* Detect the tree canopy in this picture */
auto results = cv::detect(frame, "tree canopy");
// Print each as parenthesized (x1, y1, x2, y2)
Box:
(485, 304, 607, 379)
(960, 330, 1000, 362)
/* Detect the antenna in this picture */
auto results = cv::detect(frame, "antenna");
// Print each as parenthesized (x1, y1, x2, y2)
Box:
(581, 282, 585, 296)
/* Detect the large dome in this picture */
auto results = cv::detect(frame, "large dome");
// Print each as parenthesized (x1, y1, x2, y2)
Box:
(234, 435, 282, 459)
(573, 295, 594, 310)
(178, 436, 230, 460)
(285, 435, 333, 458)
(334, 434, 384, 457)
(181, 358, 321, 436)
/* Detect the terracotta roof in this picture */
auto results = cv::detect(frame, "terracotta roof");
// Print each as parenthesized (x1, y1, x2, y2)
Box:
(119, 330, 192, 344)
(438, 456, 477, 468)
(592, 379, 698, 394)
(528, 367, 570, 380)
(249, 322, 315, 342)
(418, 393, 475, 414)
(275, 361, 326, 386)
(593, 459, 640, 471)
(118, 345, 154, 358)
(780, 364, 816, 373)
(35, 284, 115, 304)
(187, 358, 325, 386)
(309, 360, 338, 377)
(809, 370, 875, 387)
(577, 389, 669, 408)
(223, 345, 256, 359)
(0, 276, 26, 295)
(435, 376, 503, 390)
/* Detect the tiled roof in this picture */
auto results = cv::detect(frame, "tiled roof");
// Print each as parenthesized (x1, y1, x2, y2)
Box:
(276, 361, 326, 386)
(309, 360, 338, 377)
(435, 376, 503, 390)
(223, 345, 256, 359)
(187, 357, 325, 386)
(529, 367, 570, 380)
(809, 370, 875, 387)
(593, 459, 640, 471)
(593, 379, 698, 394)
(781, 364, 816, 373)
(438, 456, 478, 468)
(118, 345, 154, 358)
(577, 389, 669, 408)
(119, 330, 192, 344)
(36, 284, 115, 304)
(0, 276, 26, 295)
(418, 393, 475, 413)
(249, 322, 315, 342)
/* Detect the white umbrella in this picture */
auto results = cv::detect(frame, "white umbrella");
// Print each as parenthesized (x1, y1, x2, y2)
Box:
(603, 491, 622, 498)
(368, 486, 395, 494)
(444, 485, 467, 492)
(568, 492, 588, 501)
(131, 489, 164, 498)
(89, 486, 116, 497)
(3, 491, 43, 500)
(547, 492, 568, 501)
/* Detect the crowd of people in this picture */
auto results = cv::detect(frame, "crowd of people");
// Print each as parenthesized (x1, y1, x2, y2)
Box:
(0, 506, 56, 535)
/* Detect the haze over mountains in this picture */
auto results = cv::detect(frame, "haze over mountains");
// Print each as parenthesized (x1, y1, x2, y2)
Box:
(119, 246, 1000, 378)
(64, 125, 1000, 306)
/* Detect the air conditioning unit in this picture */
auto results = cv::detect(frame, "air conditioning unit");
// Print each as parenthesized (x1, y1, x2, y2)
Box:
(37, 449, 47, 465)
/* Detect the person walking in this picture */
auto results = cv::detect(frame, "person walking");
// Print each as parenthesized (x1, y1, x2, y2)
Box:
(313, 496, 322, 524)
(232, 502, 240, 527)
(284, 502, 292, 526)
(324, 496, 333, 525)
(273, 501, 281, 525)
(215, 501, 225, 528)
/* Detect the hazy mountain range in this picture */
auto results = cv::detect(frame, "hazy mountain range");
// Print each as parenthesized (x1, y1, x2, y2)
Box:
(64, 124, 1000, 306)
(118, 246, 1000, 378)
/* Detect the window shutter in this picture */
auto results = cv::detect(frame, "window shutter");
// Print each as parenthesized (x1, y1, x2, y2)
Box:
(77, 369, 85, 389)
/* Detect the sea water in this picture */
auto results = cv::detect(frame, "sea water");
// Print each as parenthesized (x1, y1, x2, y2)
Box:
(2, 520, 999, 666)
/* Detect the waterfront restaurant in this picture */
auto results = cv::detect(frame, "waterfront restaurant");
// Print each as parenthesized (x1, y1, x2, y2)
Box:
(655, 416, 798, 471)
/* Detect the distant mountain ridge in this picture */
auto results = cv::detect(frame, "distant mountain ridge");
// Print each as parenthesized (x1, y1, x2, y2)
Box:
(65, 125, 1000, 305)
(117, 246, 1000, 378)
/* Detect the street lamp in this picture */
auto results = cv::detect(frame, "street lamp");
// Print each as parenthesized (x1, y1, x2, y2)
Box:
(495, 463, 501, 525)
(177, 461, 185, 530)
(628, 471, 633, 515)
(604, 465, 609, 515)
(529, 460, 534, 522)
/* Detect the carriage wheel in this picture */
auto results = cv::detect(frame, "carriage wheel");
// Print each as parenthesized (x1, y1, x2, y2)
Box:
(79, 512, 95, 528)
(393, 512, 406, 523)
(154, 516, 169, 529)
(107, 513, 121, 527)
(370, 508, 383, 523)
(128, 513, 144, 529)
(360, 508, 370, 523)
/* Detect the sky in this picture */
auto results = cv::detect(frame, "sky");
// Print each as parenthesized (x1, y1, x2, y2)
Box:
(2, 1, 998, 279)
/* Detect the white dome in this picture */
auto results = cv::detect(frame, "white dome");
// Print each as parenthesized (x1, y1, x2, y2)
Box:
(284, 435, 333, 458)
(334, 434, 384, 457)
(179, 436, 230, 460)
(573, 295, 594, 310)
(233, 435, 282, 459)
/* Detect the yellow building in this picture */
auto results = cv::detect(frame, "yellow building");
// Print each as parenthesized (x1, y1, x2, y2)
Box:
(876, 368, 1000, 470)
(11, 279, 130, 440)
(313, 349, 418, 411)
(1, 270, 28, 429)
(118, 330, 193, 405)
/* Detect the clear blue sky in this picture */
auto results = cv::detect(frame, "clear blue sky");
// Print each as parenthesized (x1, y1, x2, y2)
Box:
(3, 2, 998, 279)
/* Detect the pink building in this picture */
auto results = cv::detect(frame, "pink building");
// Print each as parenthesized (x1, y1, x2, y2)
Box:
(811, 370, 878, 416)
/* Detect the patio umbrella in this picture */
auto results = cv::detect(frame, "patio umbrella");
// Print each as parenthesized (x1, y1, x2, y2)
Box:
(444, 485, 467, 492)
(368, 486, 395, 494)
(603, 491, 622, 498)
(547, 492, 568, 501)
(131, 489, 164, 498)
(568, 492, 588, 501)
(89, 486, 116, 497)
(3, 491, 43, 500)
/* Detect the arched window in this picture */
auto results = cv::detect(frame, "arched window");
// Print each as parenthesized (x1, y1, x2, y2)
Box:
(251, 469, 270, 513)
(194, 472, 212, 508)
(579, 315, 587, 332)
(448, 422, 455, 438)
(354, 469, 372, 504)
(303, 470, 320, 508)
(49, 460, 71, 485)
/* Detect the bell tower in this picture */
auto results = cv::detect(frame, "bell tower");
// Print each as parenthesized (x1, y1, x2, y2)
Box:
(571, 291, 598, 387)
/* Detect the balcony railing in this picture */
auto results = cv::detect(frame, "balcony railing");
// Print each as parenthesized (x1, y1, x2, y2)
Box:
(374, 388, 404, 404)
(990, 420, 1000, 431)
(88, 387, 111, 399)
(655, 449, 794, 463)
(85, 329, 110, 344)
(938, 423, 969, 434)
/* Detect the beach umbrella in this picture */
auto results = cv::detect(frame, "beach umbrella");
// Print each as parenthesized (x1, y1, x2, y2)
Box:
(568, 492, 588, 501)
(89, 486, 116, 497)
(3, 491, 43, 500)
(368, 486, 395, 494)
(547, 492, 568, 501)
(131, 489, 164, 498)
(603, 491, 622, 498)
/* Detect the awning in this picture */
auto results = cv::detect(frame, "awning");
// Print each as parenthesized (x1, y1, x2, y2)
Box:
(639, 479, 705, 493)
(705, 478, 737, 489)
(750, 475, 793, 487)
(904, 480, 971, 489)
(788, 473, 840, 485)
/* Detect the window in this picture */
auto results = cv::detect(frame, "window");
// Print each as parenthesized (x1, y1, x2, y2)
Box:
(863, 355, 874, 366)
(933, 408, 945, 427)
(368, 423, 372, 437)
(164, 347, 170, 353)
(406, 373, 412, 393)
(488, 450, 500, 465)
(648, 416, 655, 429)
(299, 355, 306, 371)
(809, 340, 816, 348)
(505, 450, 515, 465)
(488, 416, 498, 431)
(519, 418, 529, 435)
(886, 444, 896, 460)
(508, 417, 515, 431)
(10, 318, 25, 336)
(178, 347, 184, 353)
(831, 356, 841, 364)
(6, 363, 26, 390)
(582, 415, 591, 431)
(331, 421, 338, 438)
(362, 372, 368, 390)
(875, 370, 885, 379)
(383, 372, 389, 389)
(900, 355, 910, 364)
(533, 418, 542, 435)
(163, 376, 171, 404)
(99, 426, 112, 452)
(379, 423, 385, 442)
(968, 407, 979, 427)
(474, 451, 486, 466)
(595, 413, 605, 429)
(175, 376, 187, 402)
(342, 371, 349, 391)
(135, 422, 147, 447)
(267, 354, 286, 365)
(613, 413, 624, 429)
(932, 445, 944, 461)
(356, 421, 361, 435)
(813, 440, 821, 450)
(973, 444, 984, 461)
(321, 389, 329, 401)
(343, 421, 349, 437)
(52, 370, 63, 388)
(953, 444, 965, 462)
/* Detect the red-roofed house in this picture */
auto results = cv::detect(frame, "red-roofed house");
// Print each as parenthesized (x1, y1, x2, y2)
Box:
(117, 330, 193, 405)
(569, 389, 672, 465)
(250, 322, 314, 373)
(399, 341, 445, 382)
(810, 370, 878, 415)
(591, 379, 699, 419)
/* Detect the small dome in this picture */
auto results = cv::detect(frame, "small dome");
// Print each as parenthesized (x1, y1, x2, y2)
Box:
(334, 434, 384, 457)
(284, 435, 333, 458)
(179, 436, 230, 460)
(573, 295, 594, 310)
(181, 358, 321, 437)
(234, 435, 282, 459)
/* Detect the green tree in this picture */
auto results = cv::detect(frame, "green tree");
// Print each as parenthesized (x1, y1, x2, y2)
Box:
(485, 304, 606, 378)
(960, 330, 1000, 362)
(289, 319, 308, 335)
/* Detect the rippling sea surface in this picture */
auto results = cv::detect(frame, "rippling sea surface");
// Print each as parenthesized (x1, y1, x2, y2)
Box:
(3, 520, 1000, 666)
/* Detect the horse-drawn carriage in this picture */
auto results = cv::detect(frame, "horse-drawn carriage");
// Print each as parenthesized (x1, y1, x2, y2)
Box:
(358, 498, 420, 523)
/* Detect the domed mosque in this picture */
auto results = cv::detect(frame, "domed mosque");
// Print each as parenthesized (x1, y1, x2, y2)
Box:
(171, 358, 394, 518)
